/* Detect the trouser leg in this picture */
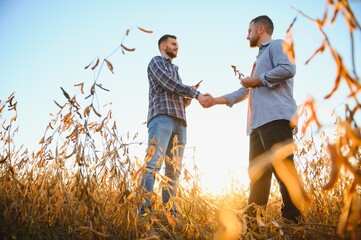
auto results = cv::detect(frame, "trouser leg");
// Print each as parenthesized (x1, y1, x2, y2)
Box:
(162, 121, 186, 215)
(257, 120, 301, 221)
(248, 129, 272, 216)
(140, 116, 173, 213)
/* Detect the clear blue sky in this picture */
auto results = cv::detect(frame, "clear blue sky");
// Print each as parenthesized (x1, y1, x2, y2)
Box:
(1, 0, 360, 193)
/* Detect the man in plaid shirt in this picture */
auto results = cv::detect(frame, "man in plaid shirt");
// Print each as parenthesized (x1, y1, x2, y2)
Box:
(140, 34, 211, 217)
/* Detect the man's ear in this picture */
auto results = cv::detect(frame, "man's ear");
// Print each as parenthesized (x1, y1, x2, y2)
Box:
(258, 25, 264, 34)
(160, 41, 166, 51)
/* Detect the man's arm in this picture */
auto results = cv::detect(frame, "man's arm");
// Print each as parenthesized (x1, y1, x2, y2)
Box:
(149, 57, 199, 99)
(241, 76, 263, 88)
(201, 86, 249, 108)
(201, 95, 228, 108)
(184, 84, 201, 108)
(259, 40, 296, 88)
(201, 88, 248, 108)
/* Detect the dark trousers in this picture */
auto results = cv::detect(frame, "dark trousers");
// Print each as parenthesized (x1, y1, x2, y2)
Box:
(248, 120, 301, 221)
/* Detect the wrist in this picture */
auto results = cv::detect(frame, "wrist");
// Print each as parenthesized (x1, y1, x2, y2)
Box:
(194, 91, 200, 99)
(254, 77, 262, 87)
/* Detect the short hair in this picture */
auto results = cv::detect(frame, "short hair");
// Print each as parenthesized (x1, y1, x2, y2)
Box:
(158, 34, 177, 48)
(250, 15, 274, 35)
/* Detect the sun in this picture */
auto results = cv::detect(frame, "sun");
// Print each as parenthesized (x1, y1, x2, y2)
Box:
(181, 147, 250, 195)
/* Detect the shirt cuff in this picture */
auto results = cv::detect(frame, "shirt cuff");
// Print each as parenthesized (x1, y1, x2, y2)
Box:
(194, 91, 200, 99)
(223, 94, 234, 107)
(259, 73, 275, 88)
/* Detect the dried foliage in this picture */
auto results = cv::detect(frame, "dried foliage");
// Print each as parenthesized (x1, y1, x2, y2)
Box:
(1, 1, 361, 239)
(288, 0, 361, 238)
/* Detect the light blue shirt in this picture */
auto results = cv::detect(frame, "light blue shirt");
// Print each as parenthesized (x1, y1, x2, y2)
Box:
(223, 39, 297, 135)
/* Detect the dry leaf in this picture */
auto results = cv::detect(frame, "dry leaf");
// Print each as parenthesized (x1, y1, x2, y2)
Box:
(325, 49, 343, 99)
(84, 106, 91, 117)
(330, 2, 341, 25)
(66, 126, 79, 142)
(316, 6, 328, 29)
(60, 87, 70, 100)
(92, 107, 102, 117)
(90, 84, 95, 95)
(273, 158, 310, 211)
(343, 121, 361, 147)
(131, 165, 145, 183)
(214, 208, 241, 240)
(337, 183, 357, 238)
(230, 64, 244, 79)
(74, 82, 84, 94)
(283, 38, 295, 64)
(96, 84, 110, 92)
(53, 100, 64, 109)
(305, 41, 326, 65)
(137, 26, 153, 34)
(84, 62, 92, 69)
(301, 98, 322, 134)
(126, 191, 135, 200)
(104, 59, 114, 74)
(121, 44, 135, 52)
(256, 209, 266, 227)
(91, 58, 99, 70)
(347, 195, 361, 238)
(65, 146, 77, 159)
(0, 153, 8, 163)
(183, 168, 191, 182)
(249, 141, 294, 182)
(0, 104, 5, 114)
(286, 16, 297, 34)
(164, 211, 176, 231)
(322, 144, 344, 190)
(6, 92, 15, 105)
(8, 102, 17, 111)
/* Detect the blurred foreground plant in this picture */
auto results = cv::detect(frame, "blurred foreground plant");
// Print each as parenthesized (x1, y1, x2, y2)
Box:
(290, 1, 361, 239)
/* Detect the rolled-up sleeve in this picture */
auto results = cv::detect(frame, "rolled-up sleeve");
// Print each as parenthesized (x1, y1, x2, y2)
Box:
(259, 40, 296, 88)
(223, 87, 249, 107)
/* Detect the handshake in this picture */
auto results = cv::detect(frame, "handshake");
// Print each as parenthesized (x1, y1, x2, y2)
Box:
(191, 82, 215, 108)
(197, 93, 214, 108)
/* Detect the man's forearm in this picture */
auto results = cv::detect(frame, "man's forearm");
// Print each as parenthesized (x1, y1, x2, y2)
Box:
(213, 96, 228, 105)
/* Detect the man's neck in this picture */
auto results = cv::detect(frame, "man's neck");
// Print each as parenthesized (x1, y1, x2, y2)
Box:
(161, 53, 173, 62)
(258, 36, 272, 48)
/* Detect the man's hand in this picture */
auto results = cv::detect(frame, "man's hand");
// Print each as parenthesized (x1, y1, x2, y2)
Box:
(241, 76, 262, 88)
(197, 93, 214, 108)
(202, 93, 214, 108)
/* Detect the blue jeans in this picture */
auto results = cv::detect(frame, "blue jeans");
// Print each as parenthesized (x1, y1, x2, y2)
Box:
(140, 115, 187, 214)
(248, 120, 301, 222)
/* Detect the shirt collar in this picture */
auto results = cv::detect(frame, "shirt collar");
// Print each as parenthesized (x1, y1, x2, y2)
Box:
(161, 55, 179, 69)
(260, 40, 271, 49)
(161, 55, 171, 62)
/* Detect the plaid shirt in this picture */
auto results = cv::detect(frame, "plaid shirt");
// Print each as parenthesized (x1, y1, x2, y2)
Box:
(147, 56, 199, 125)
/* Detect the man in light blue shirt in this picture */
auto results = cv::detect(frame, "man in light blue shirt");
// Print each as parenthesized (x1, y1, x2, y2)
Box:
(202, 15, 301, 223)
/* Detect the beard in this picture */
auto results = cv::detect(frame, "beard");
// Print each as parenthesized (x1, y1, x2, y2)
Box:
(165, 46, 177, 59)
(249, 38, 258, 47)
(249, 35, 259, 47)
